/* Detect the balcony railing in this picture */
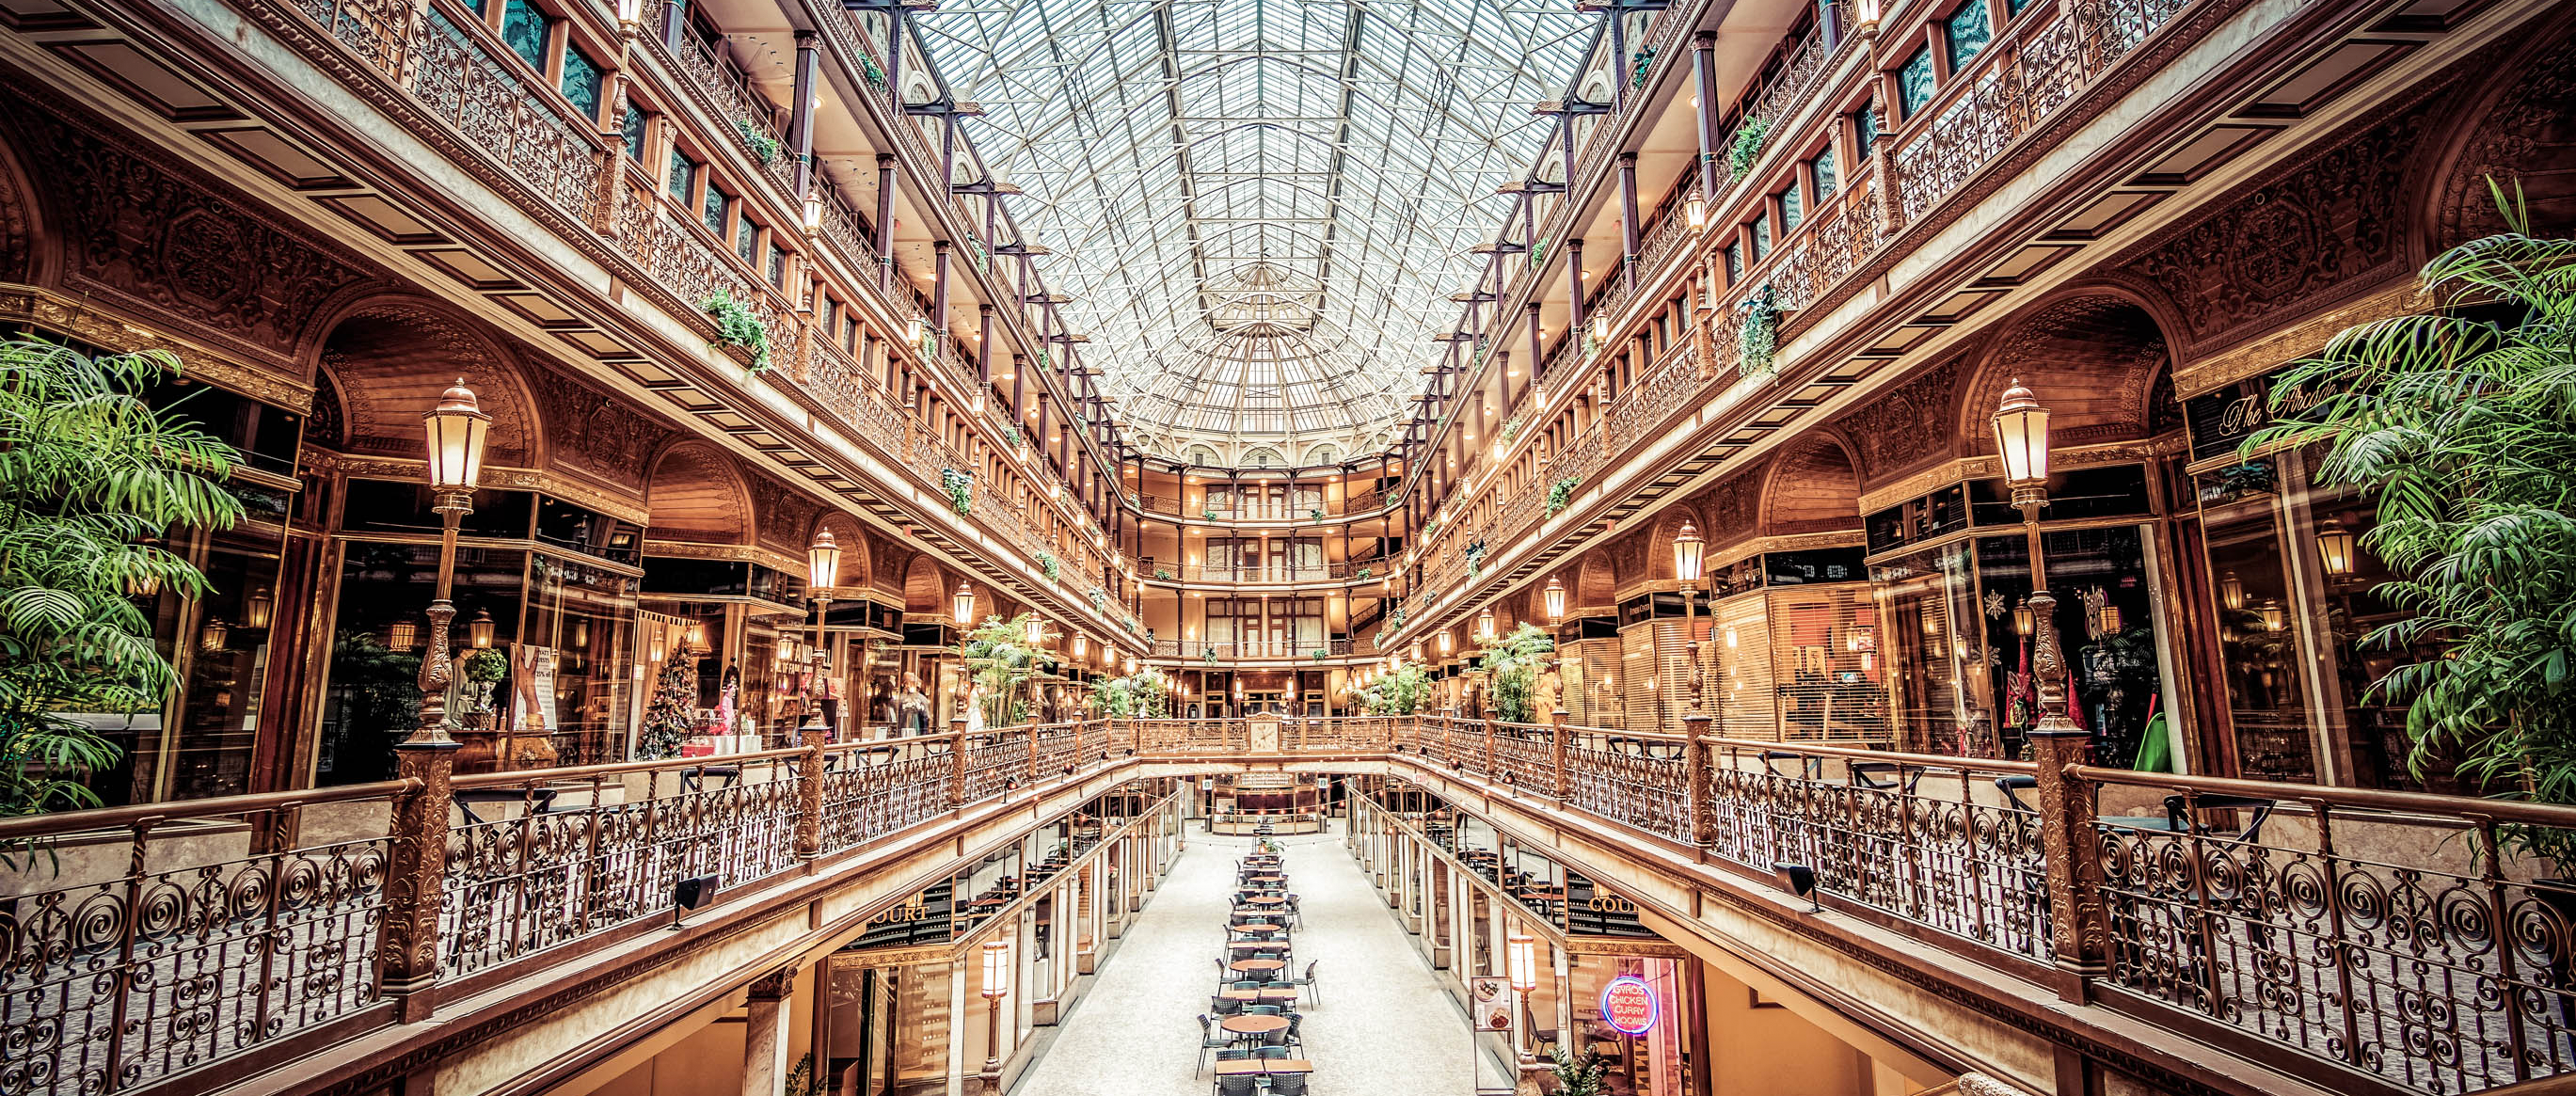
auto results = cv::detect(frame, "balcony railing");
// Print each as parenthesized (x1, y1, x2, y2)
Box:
(1138, 560, 1391, 585)
(1149, 638, 1375, 660)
(1137, 490, 1398, 521)
(8, 713, 2563, 1095)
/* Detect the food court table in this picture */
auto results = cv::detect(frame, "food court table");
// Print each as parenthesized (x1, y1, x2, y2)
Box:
(1230, 958, 1287, 975)
(1246, 895, 1286, 906)
(1219, 1014, 1289, 1036)
(1220, 988, 1303, 1003)
(1215, 1060, 1312, 1075)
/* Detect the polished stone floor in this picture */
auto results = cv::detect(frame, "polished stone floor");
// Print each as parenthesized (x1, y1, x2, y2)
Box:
(1009, 816, 1475, 1094)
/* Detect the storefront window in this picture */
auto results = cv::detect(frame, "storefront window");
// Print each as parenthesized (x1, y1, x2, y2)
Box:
(1975, 526, 2169, 766)
(2191, 452, 2449, 790)
(316, 542, 527, 786)
(521, 557, 640, 766)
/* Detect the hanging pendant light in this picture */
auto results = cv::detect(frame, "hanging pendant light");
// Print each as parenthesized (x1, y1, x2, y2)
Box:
(2218, 571, 2247, 612)
(243, 587, 274, 630)
(468, 609, 497, 649)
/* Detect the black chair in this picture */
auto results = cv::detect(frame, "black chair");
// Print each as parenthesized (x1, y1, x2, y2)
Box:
(1215, 1074, 1261, 1096)
(1210, 994, 1244, 1016)
(1196, 1015, 1234, 1075)
(1232, 979, 1263, 991)
(1252, 1045, 1293, 1060)
(1267, 1072, 1310, 1096)
(1283, 1011, 1303, 1049)
(1244, 1004, 1281, 1016)
(1288, 959, 1320, 1006)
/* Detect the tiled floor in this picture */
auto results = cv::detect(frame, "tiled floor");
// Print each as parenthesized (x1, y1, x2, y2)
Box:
(1010, 817, 1476, 1094)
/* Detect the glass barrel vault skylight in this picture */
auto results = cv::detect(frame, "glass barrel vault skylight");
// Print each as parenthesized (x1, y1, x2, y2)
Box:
(916, 0, 1595, 459)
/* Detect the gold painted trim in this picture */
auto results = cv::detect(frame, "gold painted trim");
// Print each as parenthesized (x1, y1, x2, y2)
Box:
(1855, 437, 2185, 515)
(311, 453, 654, 525)
(1708, 530, 1866, 571)
(643, 538, 802, 574)
(2172, 281, 2427, 398)
(1564, 937, 1693, 959)
(0, 284, 313, 408)
(827, 945, 953, 969)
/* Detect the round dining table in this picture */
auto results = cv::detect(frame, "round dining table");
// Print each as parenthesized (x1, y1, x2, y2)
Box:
(1246, 895, 1286, 906)
(1230, 958, 1287, 975)
(1220, 1013, 1289, 1036)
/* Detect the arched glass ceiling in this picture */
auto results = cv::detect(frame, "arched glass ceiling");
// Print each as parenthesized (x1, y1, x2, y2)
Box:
(916, 0, 1596, 460)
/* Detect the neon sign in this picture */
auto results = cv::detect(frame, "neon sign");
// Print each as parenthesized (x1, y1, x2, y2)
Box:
(1600, 975, 1658, 1036)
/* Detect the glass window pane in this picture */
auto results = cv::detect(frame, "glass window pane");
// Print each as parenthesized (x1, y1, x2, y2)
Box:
(1947, 0, 1993, 72)
(1856, 107, 1880, 155)
(561, 45, 603, 121)
(1724, 242, 1741, 281)
(737, 217, 758, 262)
(1813, 147, 1837, 200)
(623, 105, 647, 162)
(1752, 216, 1772, 260)
(1781, 183, 1803, 230)
(704, 185, 729, 235)
(500, 0, 549, 71)
(768, 243, 787, 285)
(667, 150, 692, 199)
(1900, 47, 1935, 117)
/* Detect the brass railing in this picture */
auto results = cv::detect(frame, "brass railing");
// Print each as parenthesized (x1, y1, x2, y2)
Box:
(5, 715, 2568, 1094)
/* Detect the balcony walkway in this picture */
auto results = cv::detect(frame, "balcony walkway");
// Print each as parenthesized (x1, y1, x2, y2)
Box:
(1010, 818, 1474, 1095)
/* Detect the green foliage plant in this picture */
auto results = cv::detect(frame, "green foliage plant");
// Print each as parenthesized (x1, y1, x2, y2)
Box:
(940, 469, 974, 516)
(1547, 475, 1583, 517)
(1549, 1047, 1611, 1096)
(0, 342, 244, 864)
(1727, 117, 1772, 177)
(701, 291, 773, 372)
(1089, 667, 1169, 719)
(1738, 284, 1779, 377)
(1478, 622, 1557, 724)
(737, 119, 779, 165)
(1361, 659, 1431, 715)
(2246, 185, 2576, 868)
(959, 612, 1055, 728)
(1035, 550, 1059, 582)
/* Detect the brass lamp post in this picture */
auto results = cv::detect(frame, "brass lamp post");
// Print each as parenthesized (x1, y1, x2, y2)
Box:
(803, 529, 840, 739)
(1992, 379, 2077, 738)
(1507, 931, 1539, 1061)
(1671, 519, 1706, 716)
(410, 380, 491, 749)
(978, 939, 1010, 1089)
(1543, 576, 1565, 623)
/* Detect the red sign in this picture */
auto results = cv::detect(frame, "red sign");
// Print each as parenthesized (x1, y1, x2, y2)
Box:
(1600, 976, 1658, 1036)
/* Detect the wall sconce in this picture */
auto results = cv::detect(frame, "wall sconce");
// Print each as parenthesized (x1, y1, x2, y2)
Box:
(199, 617, 230, 654)
(2260, 598, 2287, 634)
(241, 588, 274, 630)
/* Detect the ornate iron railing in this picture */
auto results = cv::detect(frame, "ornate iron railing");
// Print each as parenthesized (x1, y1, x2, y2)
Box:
(8, 714, 2573, 1094)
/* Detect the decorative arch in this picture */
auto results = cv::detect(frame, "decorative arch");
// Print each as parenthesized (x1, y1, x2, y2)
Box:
(644, 441, 753, 545)
(0, 117, 40, 285)
(1958, 293, 2172, 455)
(2426, 26, 2576, 250)
(310, 296, 542, 468)
(1242, 446, 1285, 469)
(1759, 437, 1864, 537)
(1574, 551, 1617, 610)
(901, 554, 949, 614)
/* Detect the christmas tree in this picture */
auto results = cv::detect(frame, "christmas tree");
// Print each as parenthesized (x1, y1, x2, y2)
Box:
(637, 656, 697, 759)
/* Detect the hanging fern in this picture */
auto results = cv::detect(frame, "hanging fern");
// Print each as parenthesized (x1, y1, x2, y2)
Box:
(1738, 284, 1780, 378)
(1390, 605, 1407, 629)
(1465, 539, 1488, 580)
(1002, 424, 1023, 448)
(736, 119, 779, 166)
(700, 291, 771, 372)
(940, 468, 974, 516)
(859, 55, 886, 90)
(1727, 117, 1773, 178)
(1089, 589, 1106, 612)
(1547, 475, 1583, 517)
(1035, 550, 1060, 582)
(1499, 417, 1523, 443)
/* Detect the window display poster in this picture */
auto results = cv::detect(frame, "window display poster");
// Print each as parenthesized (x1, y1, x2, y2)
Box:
(510, 644, 559, 734)
(1471, 976, 1512, 1031)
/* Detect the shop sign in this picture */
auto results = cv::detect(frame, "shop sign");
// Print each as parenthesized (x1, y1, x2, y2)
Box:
(2186, 368, 2340, 462)
(1470, 977, 1513, 1030)
(1600, 975, 1659, 1036)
